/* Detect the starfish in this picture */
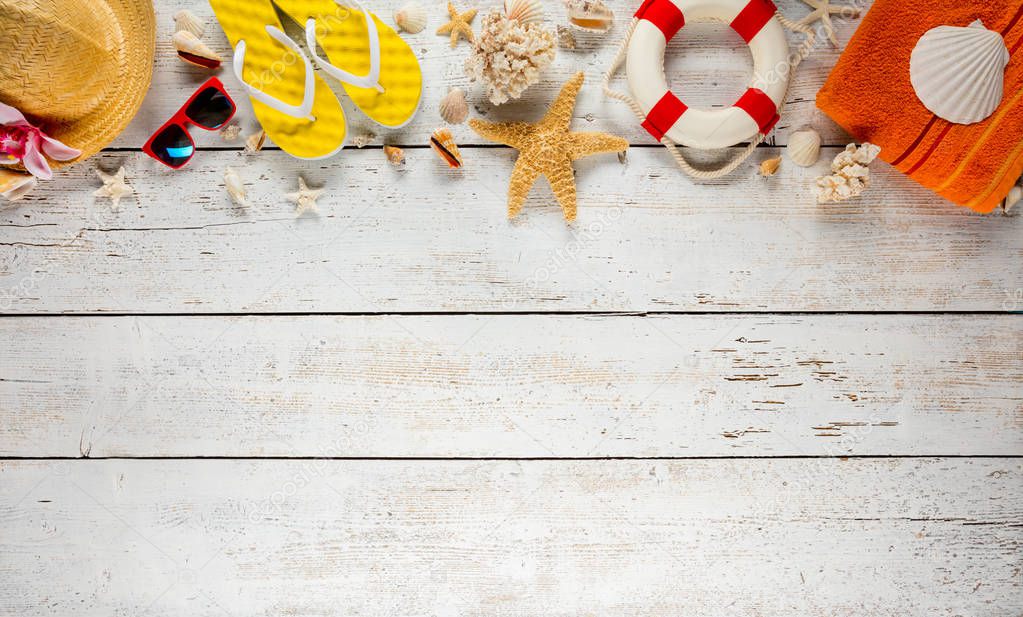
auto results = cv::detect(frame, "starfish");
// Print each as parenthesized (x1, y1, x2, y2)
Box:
(468, 72, 628, 222)
(93, 167, 133, 208)
(796, 0, 861, 47)
(286, 177, 325, 216)
(436, 2, 476, 48)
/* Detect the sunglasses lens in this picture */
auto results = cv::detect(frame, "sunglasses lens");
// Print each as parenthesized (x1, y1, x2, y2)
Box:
(151, 124, 194, 167)
(185, 87, 235, 129)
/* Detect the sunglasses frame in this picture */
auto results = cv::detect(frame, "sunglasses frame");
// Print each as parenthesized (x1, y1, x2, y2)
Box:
(143, 77, 237, 169)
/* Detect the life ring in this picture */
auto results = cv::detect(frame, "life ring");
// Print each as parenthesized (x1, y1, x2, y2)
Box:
(626, 0, 790, 149)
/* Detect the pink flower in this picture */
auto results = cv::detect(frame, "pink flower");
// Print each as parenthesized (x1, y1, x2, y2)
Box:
(0, 102, 81, 180)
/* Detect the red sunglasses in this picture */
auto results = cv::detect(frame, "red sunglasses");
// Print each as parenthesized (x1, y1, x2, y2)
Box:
(143, 77, 237, 169)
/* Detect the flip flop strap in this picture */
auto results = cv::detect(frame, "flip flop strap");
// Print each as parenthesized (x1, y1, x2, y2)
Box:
(305, 0, 384, 93)
(233, 26, 317, 121)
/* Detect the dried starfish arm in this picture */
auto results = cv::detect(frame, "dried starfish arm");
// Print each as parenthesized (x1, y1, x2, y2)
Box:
(546, 157, 579, 221)
(507, 162, 541, 218)
(564, 132, 629, 158)
(540, 72, 586, 131)
(468, 119, 532, 150)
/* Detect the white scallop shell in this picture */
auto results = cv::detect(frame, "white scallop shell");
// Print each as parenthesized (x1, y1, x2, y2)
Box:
(505, 0, 544, 24)
(910, 20, 1009, 125)
(173, 9, 205, 38)
(224, 167, 246, 207)
(0, 169, 37, 202)
(394, 2, 427, 34)
(439, 87, 469, 124)
(786, 128, 821, 167)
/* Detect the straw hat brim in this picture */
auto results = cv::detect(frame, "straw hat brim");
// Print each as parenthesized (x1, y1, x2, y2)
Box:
(0, 0, 156, 170)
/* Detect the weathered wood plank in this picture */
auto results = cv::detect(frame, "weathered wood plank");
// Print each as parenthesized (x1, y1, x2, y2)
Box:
(113, 0, 864, 148)
(1, 314, 1019, 457)
(1, 148, 1018, 313)
(1, 459, 1019, 616)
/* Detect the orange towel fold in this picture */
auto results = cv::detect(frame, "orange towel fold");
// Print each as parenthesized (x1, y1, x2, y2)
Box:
(817, 0, 1023, 213)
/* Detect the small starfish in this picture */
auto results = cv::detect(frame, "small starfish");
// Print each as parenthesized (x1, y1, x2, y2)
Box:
(796, 0, 860, 47)
(468, 72, 628, 222)
(286, 177, 325, 216)
(436, 2, 476, 48)
(93, 167, 133, 208)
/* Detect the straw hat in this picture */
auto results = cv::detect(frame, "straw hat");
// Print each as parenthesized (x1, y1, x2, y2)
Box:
(0, 0, 156, 169)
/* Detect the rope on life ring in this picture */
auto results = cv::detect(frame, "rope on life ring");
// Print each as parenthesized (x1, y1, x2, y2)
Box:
(603, 1, 816, 180)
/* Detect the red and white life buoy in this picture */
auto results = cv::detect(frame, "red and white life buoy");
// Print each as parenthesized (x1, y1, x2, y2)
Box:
(626, 0, 790, 149)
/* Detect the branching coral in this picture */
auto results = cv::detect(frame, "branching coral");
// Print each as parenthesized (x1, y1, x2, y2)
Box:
(464, 10, 556, 106)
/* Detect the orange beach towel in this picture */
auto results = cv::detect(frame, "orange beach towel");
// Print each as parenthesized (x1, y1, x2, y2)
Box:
(817, 0, 1023, 213)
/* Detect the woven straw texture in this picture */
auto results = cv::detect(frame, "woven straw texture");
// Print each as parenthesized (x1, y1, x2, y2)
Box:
(0, 0, 155, 169)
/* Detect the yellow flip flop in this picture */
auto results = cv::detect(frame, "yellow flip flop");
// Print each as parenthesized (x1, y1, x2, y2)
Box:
(275, 0, 423, 128)
(209, 0, 347, 159)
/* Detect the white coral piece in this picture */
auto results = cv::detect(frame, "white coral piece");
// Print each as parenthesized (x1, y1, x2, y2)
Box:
(815, 143, 881, 204)
(464, 10, 557, 106)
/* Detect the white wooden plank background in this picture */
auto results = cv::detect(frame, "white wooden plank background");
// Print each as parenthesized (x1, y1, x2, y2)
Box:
(2, 0, 1021, 614)
(2, 459, 1020, 617)
(1, 314, 1020, 458)
(2, 149, 1019, 313)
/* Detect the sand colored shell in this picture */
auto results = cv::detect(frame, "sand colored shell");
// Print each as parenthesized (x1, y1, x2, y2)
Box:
(787, 128, 821, 167)
(394, 2, 427, 34)
(505, 0, 544, 24)
(439, 88, 469, 124)
(224, 167, 246, 206)
(910, 20, 1009, 125)
(759, 156, 781, 177)
(430, 128, 463, 168)
(558, 25, 577, 48)
(384, 145, 406, 167)
(564, 0, 613, 33)
(173, 30, 221, 69)
(1003, 184, 1021, 213)
(244, 130, 267, 154)
(173, 9, 205, 38)
(220, 123, 242, 141)
(0, 169, 37, 202)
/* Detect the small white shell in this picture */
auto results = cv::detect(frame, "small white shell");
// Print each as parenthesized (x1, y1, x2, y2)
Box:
(1004, 185, 1021, 213)
(394, 2, 427, 33)
(0, 169, 37, 202)
(173, 9, 205, 38)
(564, 0, 613, 33)
(557, 25, 577, 49)
(220, 123, 242, 141)
(505, 0, 544, 24)
(787, 128, 821, 167)
(352, 133, 375, 148)
(910, 20, 1009, 125)
(244, 130, 267, 154)
(439, 88, 469, 124)
(224, 167, 246, 206)
(172, 30, 222, 68)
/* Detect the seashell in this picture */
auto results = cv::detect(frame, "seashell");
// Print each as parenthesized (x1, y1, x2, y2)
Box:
(0, 169, 37, 202)
(759, 156, 781, 177)
(220, 123, 242, 141)
(394, 2, 427, 33)
(564, 0, 613, 33)
(505, 0, 544, 24)
(1004, 185, 1021, 213)
(439, 88, 469, 124)
(910, 20, 1009, 125)
(429, 128, 463, 168)
(173, 9, 205, 38)
(244, 130, 267, 154)
(173, 30, 222, 69)
(557, 25, 576, 49)
(352, 133, 375, 148)
(786, 128, 821, 167)
(224, 167, 246, 206)
(384, 145, 406, 167)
